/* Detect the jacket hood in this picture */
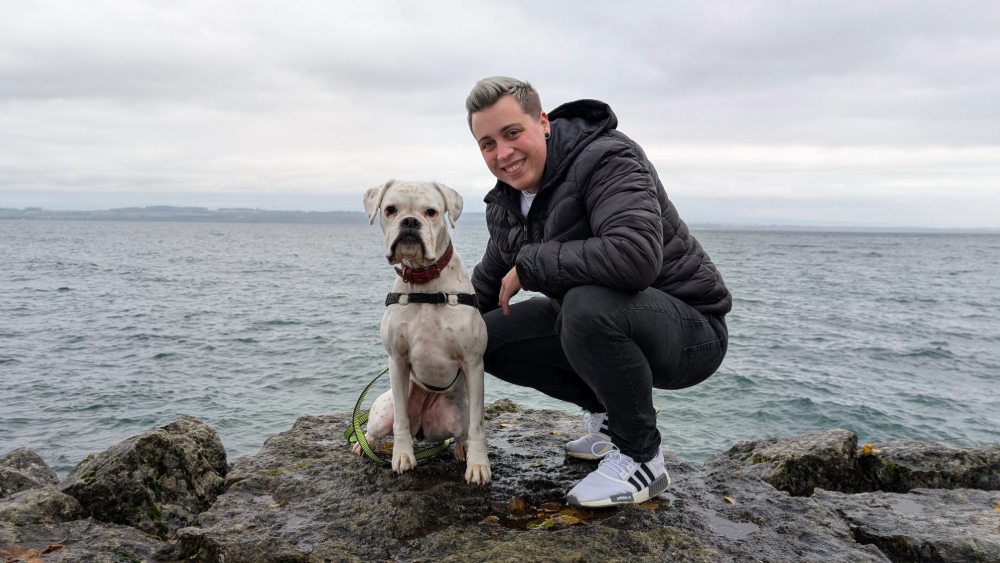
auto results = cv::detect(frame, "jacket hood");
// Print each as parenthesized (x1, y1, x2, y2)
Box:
(485, 99, 618, 207)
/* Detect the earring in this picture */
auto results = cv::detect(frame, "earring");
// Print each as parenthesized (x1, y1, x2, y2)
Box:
(544, 132, 550, 139)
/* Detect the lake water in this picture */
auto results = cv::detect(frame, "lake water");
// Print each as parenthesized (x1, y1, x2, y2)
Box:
(2, 220, 998, 475)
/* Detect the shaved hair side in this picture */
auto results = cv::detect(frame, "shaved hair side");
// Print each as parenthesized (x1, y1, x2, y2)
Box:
(466, 76, 543, 132)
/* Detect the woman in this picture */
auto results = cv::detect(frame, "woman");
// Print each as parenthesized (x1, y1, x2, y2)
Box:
(467, 77, 731, 507)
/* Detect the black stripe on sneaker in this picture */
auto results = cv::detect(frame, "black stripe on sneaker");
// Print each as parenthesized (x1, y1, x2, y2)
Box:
(641, 464, 656, 482)
(634, 469, 650, 488)
(628, 476, 643, 490)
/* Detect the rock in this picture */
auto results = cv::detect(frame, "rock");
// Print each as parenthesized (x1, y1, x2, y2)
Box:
(484, 398, 523, 420)
(858, 441, 1000, 493)
(0, 449, 58, 498)
(177, 409, 887, 562)
(701, 428, 872, 496)
(0, 489, 83, 526)
(815, 488, 1000, 562)
(58, 414, 227, 540)
(0, 518, 174, 562)
(656, 456, 887, 562)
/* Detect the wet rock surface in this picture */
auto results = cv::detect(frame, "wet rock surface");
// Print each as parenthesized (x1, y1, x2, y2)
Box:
(0, 489, 83, 526)
(0, 518, 174, 562)
(178, 408, 887, 562)
(0, 449, 59, 498)
(858, 440, 1000, 493)
(57, 415, 228, 540)
(815, 488, 1000, 562)
(701, 428, 871, 496)
(3, 402, 998, 562)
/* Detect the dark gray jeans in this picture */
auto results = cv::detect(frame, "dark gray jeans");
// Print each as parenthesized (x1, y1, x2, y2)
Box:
(483, 285, 727, 462)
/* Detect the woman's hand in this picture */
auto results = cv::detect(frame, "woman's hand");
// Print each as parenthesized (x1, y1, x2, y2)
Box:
(499, 266, 522, 315)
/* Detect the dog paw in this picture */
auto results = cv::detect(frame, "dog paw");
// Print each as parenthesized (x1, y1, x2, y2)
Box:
(454, 443, 468, 461)
(392, 450, 417, 474)
(352, 434, 379, 457)
(465, 463, 491, 485)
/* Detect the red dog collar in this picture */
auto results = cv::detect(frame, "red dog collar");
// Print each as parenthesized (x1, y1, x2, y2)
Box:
(394, 242, 454, 284)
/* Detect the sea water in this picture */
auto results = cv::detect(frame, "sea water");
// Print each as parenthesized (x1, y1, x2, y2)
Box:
(2, 220, 998, 475)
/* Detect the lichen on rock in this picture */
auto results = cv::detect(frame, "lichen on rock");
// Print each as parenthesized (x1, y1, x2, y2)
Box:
(57, 414, 227, 540)
(857, 440, 1000, 493)
(701, 428, 872, 496)
(484, 398, 524, 420)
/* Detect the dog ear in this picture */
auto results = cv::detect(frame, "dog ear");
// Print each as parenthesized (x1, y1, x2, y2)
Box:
(431, 182, 463, 228)
(363, 179, 396, 225)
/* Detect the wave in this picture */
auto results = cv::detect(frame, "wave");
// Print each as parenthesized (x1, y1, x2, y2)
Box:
(902, 347, 954, 360)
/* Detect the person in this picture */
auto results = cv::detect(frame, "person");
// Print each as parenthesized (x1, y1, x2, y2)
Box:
(466, 77, 732, 507)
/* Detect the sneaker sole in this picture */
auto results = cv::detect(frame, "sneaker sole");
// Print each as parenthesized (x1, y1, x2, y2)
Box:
(567, 472, 671, 508)
(564, 436, 614, 459)
(565, 446, 614, 460)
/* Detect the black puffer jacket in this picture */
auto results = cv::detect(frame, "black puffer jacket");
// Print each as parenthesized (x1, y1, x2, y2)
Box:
(472, 99, 732, 317)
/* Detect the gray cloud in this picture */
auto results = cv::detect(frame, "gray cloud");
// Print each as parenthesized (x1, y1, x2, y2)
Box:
(1, 0, 998, 226)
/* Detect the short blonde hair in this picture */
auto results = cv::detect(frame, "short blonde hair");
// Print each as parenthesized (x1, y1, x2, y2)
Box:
(465, 76, 543, 132)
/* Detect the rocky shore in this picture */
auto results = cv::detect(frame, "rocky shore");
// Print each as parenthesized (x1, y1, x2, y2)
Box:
(2, 401, 999, 562)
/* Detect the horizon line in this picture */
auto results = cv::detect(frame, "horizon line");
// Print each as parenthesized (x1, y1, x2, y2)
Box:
(2, 205, 998, 234)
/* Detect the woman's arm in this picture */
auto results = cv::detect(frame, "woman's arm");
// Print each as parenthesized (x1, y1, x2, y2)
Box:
(515, 144, 664, 298)
(471, 235, 508, 314)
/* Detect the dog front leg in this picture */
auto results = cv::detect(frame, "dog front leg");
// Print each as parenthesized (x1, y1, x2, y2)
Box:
(388, 357, 417, 474)
(463, 359, 491, 485)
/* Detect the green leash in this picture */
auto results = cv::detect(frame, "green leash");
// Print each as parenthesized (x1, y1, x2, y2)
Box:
(343, 365, 452, 467)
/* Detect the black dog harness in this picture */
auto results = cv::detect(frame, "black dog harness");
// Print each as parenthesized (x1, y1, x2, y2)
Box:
(385, 292, 479, 308)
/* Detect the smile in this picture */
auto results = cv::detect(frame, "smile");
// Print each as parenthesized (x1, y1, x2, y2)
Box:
(502, 160, 525, 174)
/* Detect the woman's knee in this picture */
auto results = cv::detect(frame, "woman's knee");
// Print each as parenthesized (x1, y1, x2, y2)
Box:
(559, 286, 622, 352)
(561, 285, 618, 324)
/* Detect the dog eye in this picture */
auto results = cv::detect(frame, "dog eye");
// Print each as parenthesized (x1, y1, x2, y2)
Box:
(425, 209, 437, 218)
(385, 206, 397, 216)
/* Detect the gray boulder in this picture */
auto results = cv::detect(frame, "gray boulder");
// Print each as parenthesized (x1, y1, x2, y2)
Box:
(816, 488, 1000, 562)
(0, 489, 83, 526)
(0, 449, 58, 498)
(58, 415, 227, 540)
(0, 518, 174, 562)
(176, 407, 887, 562)
(701, 428, 871, 496)
(858, 440, 1000, 493)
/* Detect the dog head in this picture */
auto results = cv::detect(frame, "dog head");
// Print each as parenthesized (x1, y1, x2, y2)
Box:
(363, 179, 464, 266)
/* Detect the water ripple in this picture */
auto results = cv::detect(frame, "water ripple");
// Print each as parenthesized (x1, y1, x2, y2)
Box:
(1, 222, 998, 475)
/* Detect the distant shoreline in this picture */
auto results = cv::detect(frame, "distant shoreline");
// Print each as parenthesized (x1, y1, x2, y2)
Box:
(2, 206, 997, 234)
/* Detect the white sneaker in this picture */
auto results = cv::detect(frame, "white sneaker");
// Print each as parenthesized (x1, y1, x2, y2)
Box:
(564, 408, 660, 459)
(566, 442, 671, 507)
(564, 411, 613, 459)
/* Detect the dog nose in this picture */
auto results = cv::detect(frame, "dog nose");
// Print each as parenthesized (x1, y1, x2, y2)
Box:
(400, 217, 421, 229)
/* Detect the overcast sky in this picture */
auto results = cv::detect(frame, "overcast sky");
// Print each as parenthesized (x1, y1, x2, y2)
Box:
(2, 1, 998, 227)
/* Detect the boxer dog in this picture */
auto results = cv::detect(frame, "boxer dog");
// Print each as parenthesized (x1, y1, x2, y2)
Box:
(356, 179, 491, 485)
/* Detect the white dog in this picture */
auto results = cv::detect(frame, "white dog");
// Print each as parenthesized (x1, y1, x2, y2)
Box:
(356, 179, 491, 485)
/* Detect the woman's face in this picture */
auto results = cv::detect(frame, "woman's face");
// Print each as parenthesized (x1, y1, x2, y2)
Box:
(470, 95, 549, 194)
